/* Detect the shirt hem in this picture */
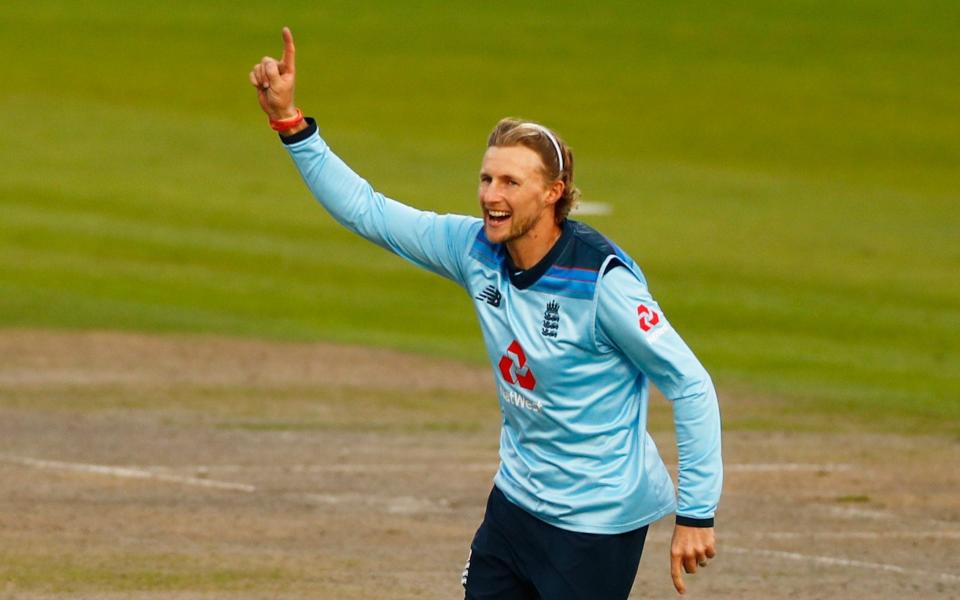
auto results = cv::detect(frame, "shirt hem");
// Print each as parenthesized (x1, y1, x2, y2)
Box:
(532, 503, 676, 535)
(495, 480, 676, 535)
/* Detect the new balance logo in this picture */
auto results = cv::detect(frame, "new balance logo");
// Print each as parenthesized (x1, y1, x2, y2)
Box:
(476, 285, 502, 308)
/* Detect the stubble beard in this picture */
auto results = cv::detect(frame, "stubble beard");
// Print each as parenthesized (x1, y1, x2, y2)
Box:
(489, 210, 542, 246)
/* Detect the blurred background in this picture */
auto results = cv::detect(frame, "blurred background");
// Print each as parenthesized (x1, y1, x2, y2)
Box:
(1, 1, 957, 431)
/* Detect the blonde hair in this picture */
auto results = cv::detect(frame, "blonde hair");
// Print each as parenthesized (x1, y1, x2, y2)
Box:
(487, 118, 580, 223)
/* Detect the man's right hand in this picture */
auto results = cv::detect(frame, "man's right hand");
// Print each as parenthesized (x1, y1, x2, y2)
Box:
(249, 27, 299, 123)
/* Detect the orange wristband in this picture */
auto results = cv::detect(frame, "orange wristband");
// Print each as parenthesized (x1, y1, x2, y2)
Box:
(269, 108, 304, 131)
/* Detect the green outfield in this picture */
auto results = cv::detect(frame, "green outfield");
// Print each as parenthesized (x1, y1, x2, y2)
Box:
(1, 1, 958, 433)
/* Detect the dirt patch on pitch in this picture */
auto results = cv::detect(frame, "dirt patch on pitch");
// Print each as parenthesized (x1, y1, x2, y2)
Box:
(1, 330, 958, 599)
(0, 330, 491, 391)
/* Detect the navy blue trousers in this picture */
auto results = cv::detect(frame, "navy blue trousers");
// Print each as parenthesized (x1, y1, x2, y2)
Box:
(463, 486, 648, 600)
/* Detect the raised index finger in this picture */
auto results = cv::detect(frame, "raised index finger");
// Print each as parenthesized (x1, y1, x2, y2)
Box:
(280, 26, 296, 73)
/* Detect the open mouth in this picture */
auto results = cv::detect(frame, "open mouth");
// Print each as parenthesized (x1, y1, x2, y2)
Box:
(486, 209, 511, 225)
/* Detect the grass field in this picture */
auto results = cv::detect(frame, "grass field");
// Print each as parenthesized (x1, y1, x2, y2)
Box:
(2, 1, 958, 433)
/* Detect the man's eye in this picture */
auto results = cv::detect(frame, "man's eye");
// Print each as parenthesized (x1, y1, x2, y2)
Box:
(508, 180, 519, 186)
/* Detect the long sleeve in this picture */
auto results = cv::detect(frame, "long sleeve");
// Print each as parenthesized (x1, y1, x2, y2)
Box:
(281, 119, 480, 286)
(595, 265, 723, 524)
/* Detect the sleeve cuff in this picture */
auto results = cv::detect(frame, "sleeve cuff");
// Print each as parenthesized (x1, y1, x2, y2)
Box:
(676, 515, 714, 528)
(279, 117, 318, 145)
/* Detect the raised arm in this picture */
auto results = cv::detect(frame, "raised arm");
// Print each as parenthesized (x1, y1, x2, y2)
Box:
(249, 28, 479, 285)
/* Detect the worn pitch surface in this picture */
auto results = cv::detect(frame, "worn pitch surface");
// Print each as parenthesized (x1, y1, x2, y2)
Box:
(1, 331, 957, 599)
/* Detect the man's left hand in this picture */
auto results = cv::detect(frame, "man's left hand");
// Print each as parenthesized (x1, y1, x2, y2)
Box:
(670, 524, 716, 594)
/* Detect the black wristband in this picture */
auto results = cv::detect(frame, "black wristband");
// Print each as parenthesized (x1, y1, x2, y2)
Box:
(279, 117, 318, 145)
(676, 515, 714, 528)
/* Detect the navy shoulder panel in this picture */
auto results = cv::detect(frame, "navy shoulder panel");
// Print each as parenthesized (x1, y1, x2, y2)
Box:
(531, 221, 626, 300)
(557, 221, 623, 270)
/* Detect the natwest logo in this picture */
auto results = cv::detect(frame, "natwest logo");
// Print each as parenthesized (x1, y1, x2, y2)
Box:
(637, 304, 661, 332)
(498, 340, 536, 391)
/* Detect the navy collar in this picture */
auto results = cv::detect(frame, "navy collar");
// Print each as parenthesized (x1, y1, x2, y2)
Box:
(504, 221, 573, 290)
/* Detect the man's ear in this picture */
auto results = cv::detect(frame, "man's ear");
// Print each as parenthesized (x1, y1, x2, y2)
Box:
(544, 180, 565, 206)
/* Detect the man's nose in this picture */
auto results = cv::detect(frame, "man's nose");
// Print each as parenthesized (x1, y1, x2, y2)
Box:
(482, 182, 504, 204)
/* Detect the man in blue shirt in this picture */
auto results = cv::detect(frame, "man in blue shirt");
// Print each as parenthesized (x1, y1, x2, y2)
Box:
(251, 28, 722, 598)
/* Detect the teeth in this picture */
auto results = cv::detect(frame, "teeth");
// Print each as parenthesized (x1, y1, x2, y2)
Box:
(488, 210, 510, 217)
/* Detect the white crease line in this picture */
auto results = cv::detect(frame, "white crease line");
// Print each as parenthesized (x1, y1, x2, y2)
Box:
(638, 530, 960, 545)
(287, 463, 496, 473)
(141, 462, 853, 475)
(138, 463, 500, 474)
(816, 505, 959, 528)
(666, 463, 854, 474)
(725, 463, 853, 472)
(648, 531, 960, 542)
(289, 493, 451, 515)
(819, 505, 898, 520)
(0, 455, 255, 493)
(727, 546, 960, 583)
(741, 531, 960, 540)
(274, 462, 498, 473)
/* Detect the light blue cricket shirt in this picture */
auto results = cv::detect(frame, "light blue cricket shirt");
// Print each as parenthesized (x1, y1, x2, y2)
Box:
(281, 119, 722, 534)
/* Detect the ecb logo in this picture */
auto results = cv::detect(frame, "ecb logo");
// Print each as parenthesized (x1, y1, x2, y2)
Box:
(498, 340, 537, 391)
